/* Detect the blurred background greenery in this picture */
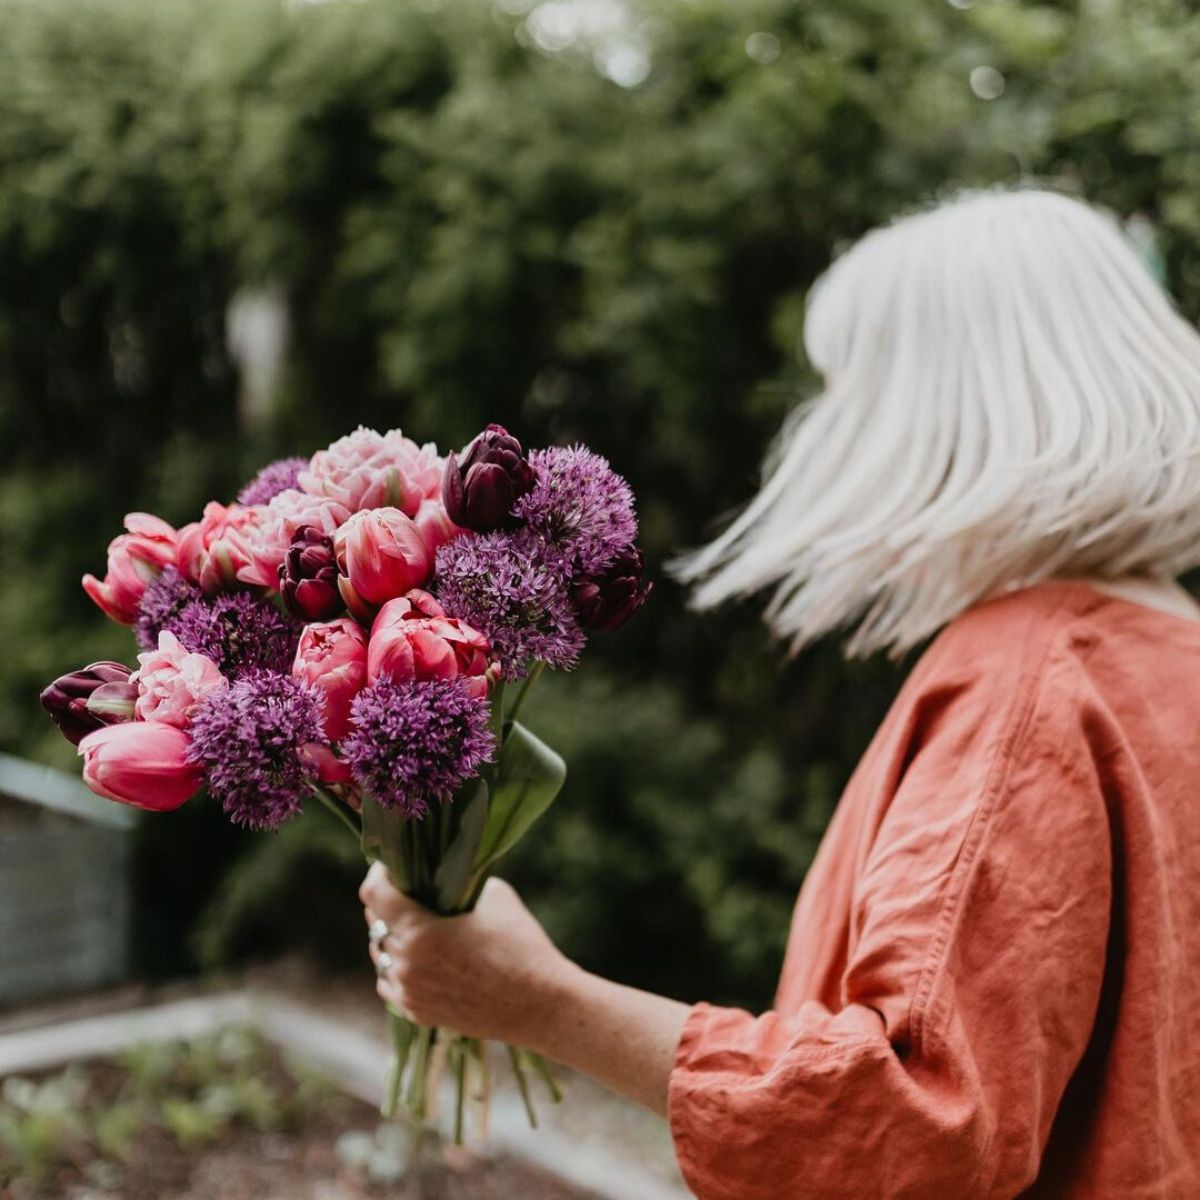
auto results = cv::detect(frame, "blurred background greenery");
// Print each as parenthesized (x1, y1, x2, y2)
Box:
(2, 0, 1199, 1009)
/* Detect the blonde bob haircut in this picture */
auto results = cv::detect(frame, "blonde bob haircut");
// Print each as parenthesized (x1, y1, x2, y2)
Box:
(676, 188, 1200, 658)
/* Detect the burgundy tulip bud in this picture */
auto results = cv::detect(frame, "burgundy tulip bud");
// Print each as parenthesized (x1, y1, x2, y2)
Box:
(279, 525, 343, 621)
(442, 424, 535, 532)
(40, 662, 137, 746)
(572, 545, 652, 632)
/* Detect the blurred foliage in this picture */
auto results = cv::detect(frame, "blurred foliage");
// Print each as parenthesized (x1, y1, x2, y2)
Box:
(0, 1027, 338, 1193)
(3, 0, 1200, 1008)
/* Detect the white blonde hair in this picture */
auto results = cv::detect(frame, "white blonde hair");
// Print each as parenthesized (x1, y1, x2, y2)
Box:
(676, 188, 1200, 657)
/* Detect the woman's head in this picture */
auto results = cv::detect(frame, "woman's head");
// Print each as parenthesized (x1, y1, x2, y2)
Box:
(678, 188, 1200, 657)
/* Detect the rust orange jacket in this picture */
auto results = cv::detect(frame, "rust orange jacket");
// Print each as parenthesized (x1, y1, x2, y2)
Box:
(669, 581, 1200, 1199)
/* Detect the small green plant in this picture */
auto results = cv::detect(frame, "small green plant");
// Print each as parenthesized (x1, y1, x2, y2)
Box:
(91, 1099, 141, 1162)
(0, 1070, 89, 1190)
(160, 1096, 226, 1150)
(0, 1027, 340, 1195)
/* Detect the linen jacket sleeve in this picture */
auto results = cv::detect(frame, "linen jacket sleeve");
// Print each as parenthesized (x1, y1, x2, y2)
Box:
(667, 649, 1112, 1200)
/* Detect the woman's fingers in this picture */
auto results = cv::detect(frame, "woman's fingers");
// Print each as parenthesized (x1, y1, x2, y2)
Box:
(368, 938, 415, 1017)
(359, 861, 434, 930)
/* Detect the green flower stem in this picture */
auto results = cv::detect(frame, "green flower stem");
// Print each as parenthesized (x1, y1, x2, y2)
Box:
(504, 660, 544, 728)
(507, 1042, 538, 1129)
(525, 1049, 563, 1104)
(406, 1025, 436, 1120)
(382, 1008, 417, 1119)
(470, 1037, 491, 1137)
(488, 677, 508, 743)
(310, 786, 362, 838)
(453, 1039, 468, 1144)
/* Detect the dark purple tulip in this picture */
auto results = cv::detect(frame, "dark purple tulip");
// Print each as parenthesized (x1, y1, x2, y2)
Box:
(40, 662, 136, 746)
(442, 424, 535, 532)
(279, 525, 343, 621)
(572, 545, 652, 632)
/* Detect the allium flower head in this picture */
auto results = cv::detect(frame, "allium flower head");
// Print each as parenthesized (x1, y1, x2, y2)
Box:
(136, 567, 204, 651)
(237, 456, 308, 506)
(342, 678, 495, 818)
(512, 446, 637, 575)
(187, 669, 325, 830)
(168, 592, 302, 676)
(435, 530, 585, 678)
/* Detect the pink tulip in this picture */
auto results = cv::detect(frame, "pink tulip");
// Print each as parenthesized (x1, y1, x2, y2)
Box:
(40, 662, 137, 746)
(292, 618, 368, 741)
(82, 513, 178, 625)
(132, 631, 227, 727)
(413, 497, 465, 561)
(78, 721, 203, 812)
(334, 507, 433, 610)
(298, 426, 443, 515)
(235, 489, 350, 591)
(367, 590, 492, 698)
(176, 501, 261, 594)
(299, 741, 354, 786)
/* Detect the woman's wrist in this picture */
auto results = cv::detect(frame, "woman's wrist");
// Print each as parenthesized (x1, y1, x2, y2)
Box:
(522, 961, 691, 1116)
(521, 957, 598, 1060)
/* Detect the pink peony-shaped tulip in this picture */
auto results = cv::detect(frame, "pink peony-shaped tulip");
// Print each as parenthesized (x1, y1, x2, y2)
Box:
(291, 618, 368, 741)
(176, 502, 261, 594)
(83, 513, 179, 625)
(78, 721, 203, 812)
(132, 631, 227, 727)
(334, 507, 433, 615)
(367, 590, 493, 699)
(413, 497, 464, 561)
(236, 489, 351, 591)
(298, 426, 443, 516)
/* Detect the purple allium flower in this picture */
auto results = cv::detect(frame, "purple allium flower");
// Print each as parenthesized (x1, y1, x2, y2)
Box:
(342, 679, 495, 818)
(435, 530, 586, 679)
(168, 592, 302, 676)
(512, 446, 637, 575)
(187, 669, 325, 830)
(237, 456, 309, 506)
(135, 567, 204, 651)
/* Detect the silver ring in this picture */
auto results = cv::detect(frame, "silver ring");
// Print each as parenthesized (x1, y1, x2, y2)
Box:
(375, 951, 395, 979)
(368, 918, 390, 946)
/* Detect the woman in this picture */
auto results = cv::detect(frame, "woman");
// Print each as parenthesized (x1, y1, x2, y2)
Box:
(361, 189, 1200, 1198)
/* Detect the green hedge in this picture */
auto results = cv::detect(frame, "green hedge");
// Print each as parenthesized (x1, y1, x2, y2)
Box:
(3, 0, 1199, 1006)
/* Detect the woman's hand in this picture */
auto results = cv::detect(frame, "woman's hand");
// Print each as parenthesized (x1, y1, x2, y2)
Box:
(359, 863, 578, 1046)
(360, 862, 691, 1115)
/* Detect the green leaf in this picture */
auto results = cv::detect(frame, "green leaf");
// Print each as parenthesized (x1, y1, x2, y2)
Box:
(471, 722, 566, 885)
(359, 795, 413, 893)
(432, 778, 489, 913)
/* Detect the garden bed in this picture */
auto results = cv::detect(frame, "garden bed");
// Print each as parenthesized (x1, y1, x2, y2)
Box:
(0, 1027, 601, 1200)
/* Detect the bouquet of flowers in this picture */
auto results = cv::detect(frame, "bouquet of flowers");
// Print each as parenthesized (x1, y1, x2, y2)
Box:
(40, 424, 650, 1140)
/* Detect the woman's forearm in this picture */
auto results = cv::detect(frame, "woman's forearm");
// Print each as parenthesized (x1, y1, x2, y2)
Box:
(526, 963, 692, 1116)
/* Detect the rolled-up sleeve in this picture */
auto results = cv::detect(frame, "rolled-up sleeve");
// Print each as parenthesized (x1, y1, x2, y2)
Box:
(668, 658, 1112, 1200)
